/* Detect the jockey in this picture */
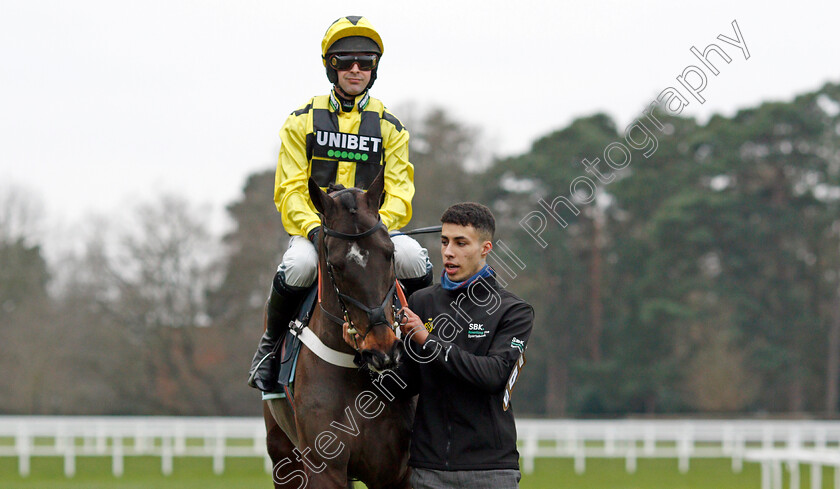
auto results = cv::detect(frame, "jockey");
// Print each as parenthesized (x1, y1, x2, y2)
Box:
(248, 16, 433, 392)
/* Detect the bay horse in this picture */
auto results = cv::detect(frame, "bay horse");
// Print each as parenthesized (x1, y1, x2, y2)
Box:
(264, 170, 413, 489)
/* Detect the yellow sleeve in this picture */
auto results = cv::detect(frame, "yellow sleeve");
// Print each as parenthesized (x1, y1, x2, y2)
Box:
(379, 111, 414, 231)
(274, 102, 321, 237)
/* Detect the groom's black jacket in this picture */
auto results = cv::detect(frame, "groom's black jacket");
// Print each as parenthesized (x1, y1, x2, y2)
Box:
(397, 275, 534, 471)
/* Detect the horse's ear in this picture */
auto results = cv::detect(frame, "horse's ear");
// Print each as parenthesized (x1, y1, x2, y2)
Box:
(365, 167, 385, 210)
(308, 178, 332, 215)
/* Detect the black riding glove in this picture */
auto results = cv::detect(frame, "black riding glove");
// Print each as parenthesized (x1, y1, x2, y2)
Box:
(308, 226, 321, 250)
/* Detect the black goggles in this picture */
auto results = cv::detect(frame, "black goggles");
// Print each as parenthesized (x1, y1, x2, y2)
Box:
(329, 54, 379, 71)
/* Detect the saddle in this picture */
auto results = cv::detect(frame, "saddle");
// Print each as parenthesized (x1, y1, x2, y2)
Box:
(262, 285, 319, 404)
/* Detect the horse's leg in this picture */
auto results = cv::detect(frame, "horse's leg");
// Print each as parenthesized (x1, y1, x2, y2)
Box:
(266, 398, 299, 447)
(278, 346, 347, 489)
(263, 401, 306, 489)
(296, 467, 352, 489)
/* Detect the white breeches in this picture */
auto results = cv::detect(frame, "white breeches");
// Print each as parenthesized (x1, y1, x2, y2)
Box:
(278, 234, 431, 288)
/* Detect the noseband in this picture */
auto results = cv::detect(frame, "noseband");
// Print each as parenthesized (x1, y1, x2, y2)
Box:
(318, 217, 400, 345)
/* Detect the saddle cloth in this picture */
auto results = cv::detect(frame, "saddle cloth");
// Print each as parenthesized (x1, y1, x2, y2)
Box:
(261, 285, 318, 401)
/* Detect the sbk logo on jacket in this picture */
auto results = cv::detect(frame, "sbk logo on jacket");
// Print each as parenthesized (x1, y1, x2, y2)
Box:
(423, 318, 490, 339)
(312, 130, 383, 162)
(468, 323, 488, 339)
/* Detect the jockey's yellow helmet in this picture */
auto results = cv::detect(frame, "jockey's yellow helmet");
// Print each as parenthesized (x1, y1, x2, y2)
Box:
(321, 16, 384, 88)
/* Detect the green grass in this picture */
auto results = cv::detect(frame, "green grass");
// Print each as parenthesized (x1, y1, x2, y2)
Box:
(520, 458, 762, 489)
(0, 455, 829, 488)
(0, 456, 272, 489)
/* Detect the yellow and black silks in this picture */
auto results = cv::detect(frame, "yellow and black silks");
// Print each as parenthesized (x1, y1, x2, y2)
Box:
(274, 89, 414, 238)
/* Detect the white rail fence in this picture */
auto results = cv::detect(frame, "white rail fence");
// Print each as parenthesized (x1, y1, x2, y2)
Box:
(517, 419, 840, 489)
(0, 416, 270, 477)
(2, 417, 840, 488)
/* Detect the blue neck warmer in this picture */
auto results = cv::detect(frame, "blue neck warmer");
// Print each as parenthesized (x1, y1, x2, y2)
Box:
(441, 264, 495, 291)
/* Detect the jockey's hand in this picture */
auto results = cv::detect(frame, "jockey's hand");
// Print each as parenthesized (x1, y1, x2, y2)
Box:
(342, 321, 359, 349)
(308, 226, 321, 249)
(398, 306, 429, 345)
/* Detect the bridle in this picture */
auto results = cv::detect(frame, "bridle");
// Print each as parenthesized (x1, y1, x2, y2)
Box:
(317, 213, 405, 349)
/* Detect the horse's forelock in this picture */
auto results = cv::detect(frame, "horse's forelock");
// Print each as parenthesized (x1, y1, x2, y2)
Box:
(324, 188, 380, 235)
(337, 190, 358, 214)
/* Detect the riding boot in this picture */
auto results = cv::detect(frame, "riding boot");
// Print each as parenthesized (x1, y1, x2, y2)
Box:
(247, 273, 307, 392)
(399, 266, 434, 301)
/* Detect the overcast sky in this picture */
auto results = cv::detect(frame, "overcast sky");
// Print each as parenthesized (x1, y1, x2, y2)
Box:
(2, 0, 839, 241)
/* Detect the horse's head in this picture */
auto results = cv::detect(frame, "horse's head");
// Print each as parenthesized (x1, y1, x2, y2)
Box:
(308, 171, 402, 371)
